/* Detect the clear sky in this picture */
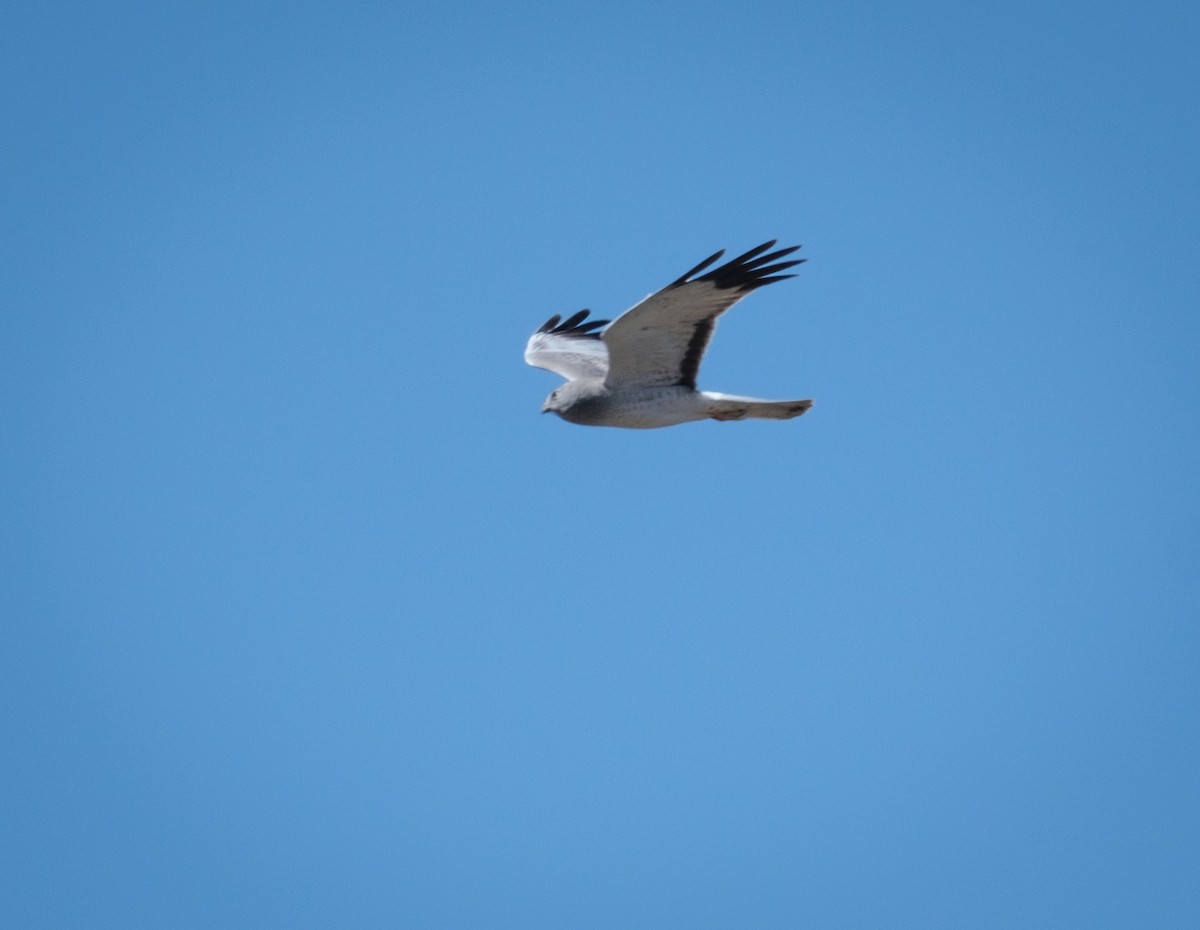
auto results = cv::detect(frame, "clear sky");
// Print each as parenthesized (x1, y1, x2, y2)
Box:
(4, 1, 1198, 926)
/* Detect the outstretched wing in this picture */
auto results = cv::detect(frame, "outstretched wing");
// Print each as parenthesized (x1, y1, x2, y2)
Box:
(601, 241, 803, 389)
(524, 310, 611, 382)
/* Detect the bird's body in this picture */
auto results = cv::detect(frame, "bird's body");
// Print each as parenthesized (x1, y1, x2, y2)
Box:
(524, 241, 813, 430)
(549, 383, 708, 429)
(550, 383, 811, 429)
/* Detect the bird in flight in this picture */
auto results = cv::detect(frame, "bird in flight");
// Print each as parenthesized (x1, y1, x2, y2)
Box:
(524, 240, 813, 429)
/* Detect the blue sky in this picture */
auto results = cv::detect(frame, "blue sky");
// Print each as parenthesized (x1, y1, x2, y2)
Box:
(3, 1, 1198, 926)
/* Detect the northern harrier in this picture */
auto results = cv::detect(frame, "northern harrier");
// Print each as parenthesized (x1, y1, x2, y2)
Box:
(524, 240, 813, 429)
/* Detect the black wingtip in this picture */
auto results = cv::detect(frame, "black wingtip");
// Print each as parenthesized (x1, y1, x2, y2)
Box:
(536, 309, 610, 339)
(668, 249, 726, 288)
(560, 309, 590, 330)
(669, 241, 804, 292)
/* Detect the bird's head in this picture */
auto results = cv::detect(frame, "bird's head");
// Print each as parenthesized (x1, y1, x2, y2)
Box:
(542, 386, 570, 416)
(541, 381, 595, 420)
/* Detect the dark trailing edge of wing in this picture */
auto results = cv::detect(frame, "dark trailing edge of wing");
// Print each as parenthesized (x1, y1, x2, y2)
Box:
(668, 240, 805, 292)
(536, 309, 610, 339)
(678, 318, 715, 391)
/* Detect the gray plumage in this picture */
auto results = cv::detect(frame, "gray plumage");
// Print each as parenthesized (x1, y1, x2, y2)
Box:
(524, 241, 814, 429)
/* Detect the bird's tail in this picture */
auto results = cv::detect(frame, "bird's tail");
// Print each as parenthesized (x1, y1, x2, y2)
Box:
(701, 391, 813, 421)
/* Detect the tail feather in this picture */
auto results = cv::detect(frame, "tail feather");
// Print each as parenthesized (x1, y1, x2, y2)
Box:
(701, 391, 813, 422)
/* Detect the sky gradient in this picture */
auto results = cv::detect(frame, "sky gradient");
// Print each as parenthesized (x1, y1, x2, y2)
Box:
(4, 1, 1199, 926)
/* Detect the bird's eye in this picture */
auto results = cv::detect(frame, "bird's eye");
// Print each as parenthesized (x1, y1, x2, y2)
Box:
(551, 391, 559, 400)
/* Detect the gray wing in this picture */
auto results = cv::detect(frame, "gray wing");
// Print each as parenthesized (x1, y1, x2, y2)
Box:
(601, 241, 803, 389)
(524, 310, 611, 382)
